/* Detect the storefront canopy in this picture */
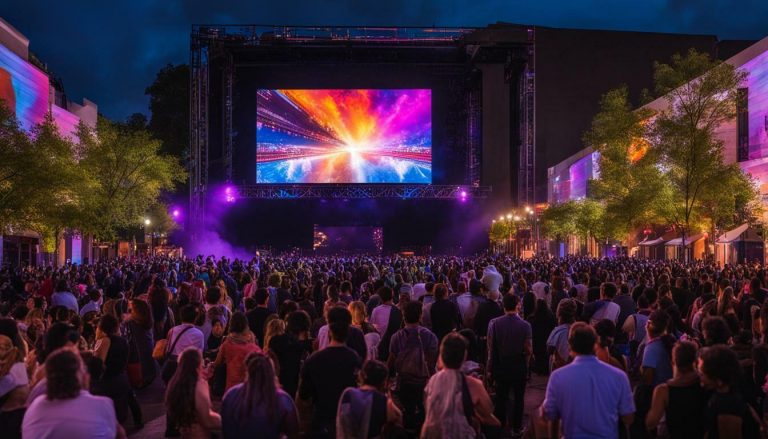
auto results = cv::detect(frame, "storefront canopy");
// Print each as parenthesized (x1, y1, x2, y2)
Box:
(716, 224, 762, 244)
(665, 234, 705, 247)
(638, 237, 666, 246)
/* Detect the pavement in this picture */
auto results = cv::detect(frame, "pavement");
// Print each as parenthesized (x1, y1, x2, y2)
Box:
(128, 374, 549, 438)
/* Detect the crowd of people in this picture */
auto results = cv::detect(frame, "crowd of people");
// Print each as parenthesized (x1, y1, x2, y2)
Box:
(0, 253, 767, 438)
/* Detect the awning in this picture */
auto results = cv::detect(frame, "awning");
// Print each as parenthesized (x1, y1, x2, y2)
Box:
(716, 224, 755, 243)
(638, 237, 666, 246)
(665, 234, 705, 246)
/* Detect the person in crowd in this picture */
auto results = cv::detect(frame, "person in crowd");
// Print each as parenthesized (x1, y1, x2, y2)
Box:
(421, 333, 499, 438)
(541, 323, 635, 438)
(457, 279, 486, 329)
(214, 311, 261, 391)
(699, 345, 756, 438)
(336, 359, 402, 439)
(51, 280, 78, 313)
(642, 310, 674, 387)
(221, 352, 299, 439)
(370, 287, 402, 361)
(528, 298, 556, 375)
(165, 348, 221, 438)
(162, 304, 205, 384)
(267, 310, 312, 399)
(27, 322, 81, 404)
(263, 318, 286, 355)
(348, 301, 380, 361)
(646, 341, 709, 438)
(613, 282, 637, 329)
(486, 293, 532, 436)
(22, 348, 125, 439)
(148, 278, 174, 342)
(583, 282, 621, 325)
(387, 300, 439, 433)
(593, 319, 626, 371)
(125, 299, 156, 389)
(547, 298, 577, 370)
(427, 283, 461, 341)
(481, 265, 503, 302)
(316, 306, 368, 359)
(549, 276, 568, 316)
(79, 288, 102, 317)
(246, 288, 276, 348)
(94, 314, 143, 428)
(298, 307, 361, 438)
(0, 330, 28, 439)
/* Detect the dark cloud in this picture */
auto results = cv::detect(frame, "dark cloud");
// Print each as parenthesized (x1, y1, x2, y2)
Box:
(1, 0, 767, 120)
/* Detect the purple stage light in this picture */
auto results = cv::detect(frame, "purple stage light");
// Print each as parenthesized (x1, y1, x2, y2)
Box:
(172, 209, 180, 218)
(461, 190, 467, 197)
(224, 186, 237, 203)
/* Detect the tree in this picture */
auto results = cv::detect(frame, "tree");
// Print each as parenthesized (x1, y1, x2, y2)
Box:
(25, 113, 93, 259)
(488, 220, 517, 253)
(144, 202, 178, 237)
(145, 64, 189, 159)
(584, 87, 668, 242)
(652, 49, 749, 259)
(541, 199, 622, 256)
(0, 102, 37, 231)
(699, 164, 762, 238)
(77, 118, 186, 240)
(540, 201, 579, 242)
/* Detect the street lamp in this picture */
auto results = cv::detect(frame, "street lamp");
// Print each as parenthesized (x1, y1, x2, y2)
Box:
(144, 218, 153, 257)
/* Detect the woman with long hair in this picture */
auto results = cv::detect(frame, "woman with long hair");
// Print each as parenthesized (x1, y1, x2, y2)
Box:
(221, 352, 299, 439)
(148, 278, 173, 341)
(214, 312, 261, 391)
(263, 319, 286, 355)
(125, 299, 156, 388)
(267, 311, 312, 399)
(165, 348, 221, 438)
(94, 314, 143, 428)
(348, 301, 380, 361)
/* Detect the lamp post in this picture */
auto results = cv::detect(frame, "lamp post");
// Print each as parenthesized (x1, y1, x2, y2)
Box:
(144, 218, 152, 257)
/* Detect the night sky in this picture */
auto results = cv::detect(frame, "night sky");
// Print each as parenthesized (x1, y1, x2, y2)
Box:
(2, 0, 767, 121)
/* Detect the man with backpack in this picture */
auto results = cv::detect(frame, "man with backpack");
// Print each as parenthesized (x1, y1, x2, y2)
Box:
(387, 301, 438, 433)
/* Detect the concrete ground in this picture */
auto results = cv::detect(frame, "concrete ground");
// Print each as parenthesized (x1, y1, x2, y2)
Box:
(129, 374, 549, 438)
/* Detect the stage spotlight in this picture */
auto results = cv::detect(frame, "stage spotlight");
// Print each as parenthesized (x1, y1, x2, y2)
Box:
(224, 186, 237, 203)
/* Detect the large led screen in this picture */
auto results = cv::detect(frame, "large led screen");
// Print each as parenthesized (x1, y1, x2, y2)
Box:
(256, 89, 432, 183)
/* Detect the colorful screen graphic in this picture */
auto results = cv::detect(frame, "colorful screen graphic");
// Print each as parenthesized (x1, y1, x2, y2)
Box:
(256, 89, 432, 183)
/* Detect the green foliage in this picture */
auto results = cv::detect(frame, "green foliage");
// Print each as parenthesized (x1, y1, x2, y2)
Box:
(0, 102, 38, 230)
(579, 49, 760, 256)
(540, 201, 579, 241)
(652, 49, 749, 243)
(77, 118, 186, 240)
(488, 220, 517, 244)
(585, 87, 667, 239)
(145, 202, 178, 236)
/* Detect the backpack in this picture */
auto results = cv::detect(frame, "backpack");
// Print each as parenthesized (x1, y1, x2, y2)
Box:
(394, 328, 430, 386)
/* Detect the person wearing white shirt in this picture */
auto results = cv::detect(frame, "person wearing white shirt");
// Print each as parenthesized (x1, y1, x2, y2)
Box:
(22, 348, 125, 439)
(532, 278, 550, 307)
(482, 265, 503, 301)
(166, 305, 205, 356)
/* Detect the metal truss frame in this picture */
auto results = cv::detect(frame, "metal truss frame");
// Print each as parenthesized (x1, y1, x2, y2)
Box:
(235, 185, 491, 199)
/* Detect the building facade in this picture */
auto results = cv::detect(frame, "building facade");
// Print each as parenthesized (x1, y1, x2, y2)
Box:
(0, 17, 98, 266)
